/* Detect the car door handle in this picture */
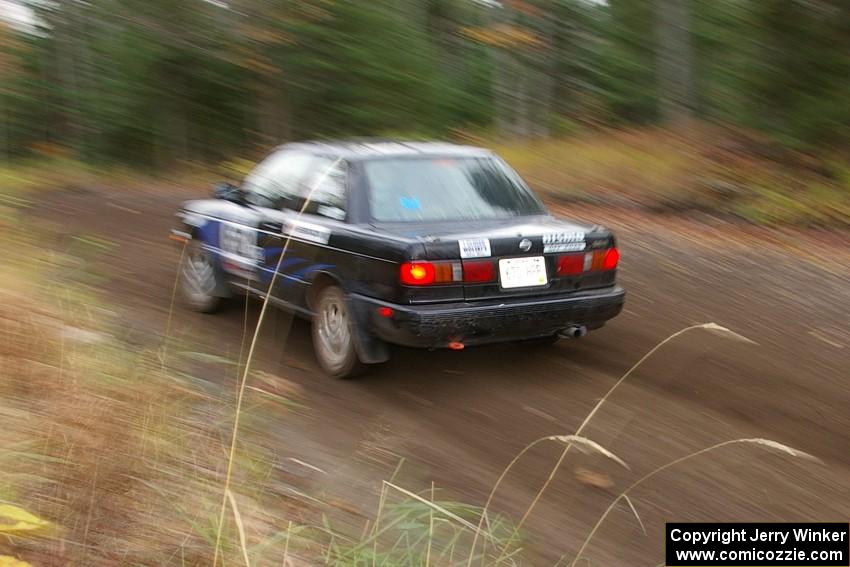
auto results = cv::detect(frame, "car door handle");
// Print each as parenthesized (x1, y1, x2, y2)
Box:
(260, 221, 283, 234)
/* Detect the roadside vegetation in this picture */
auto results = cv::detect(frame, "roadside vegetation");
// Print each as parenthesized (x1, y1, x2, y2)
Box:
(4, 125, 849, 229)
(0, 168, 825, 566)
(1, 175, 526, 565)
(0, 0, 845, 562)
(495, 127, 850, 228)
(2, 0, 848, 228)
(4, 1, 848, 163)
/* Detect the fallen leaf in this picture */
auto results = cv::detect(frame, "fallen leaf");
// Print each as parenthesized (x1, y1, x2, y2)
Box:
(574, 467, 614, 490)
(0, 505, 50, 535)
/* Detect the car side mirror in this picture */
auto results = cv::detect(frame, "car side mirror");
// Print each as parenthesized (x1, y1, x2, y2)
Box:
(213, 182, 242, 203)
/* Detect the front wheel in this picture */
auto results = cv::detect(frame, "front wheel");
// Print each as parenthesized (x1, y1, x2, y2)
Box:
(311, 285, 364, 378)
(179, 240, 223, 313)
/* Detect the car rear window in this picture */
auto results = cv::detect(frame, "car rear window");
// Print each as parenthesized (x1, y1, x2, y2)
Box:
(364, 156, 546, 222)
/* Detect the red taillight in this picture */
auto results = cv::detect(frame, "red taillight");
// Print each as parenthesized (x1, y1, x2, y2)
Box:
(556, 253, 584, 276)
(399, 261, 461, 286)
(433, 262, 457, 282)
(557, 247, 619, 277)
(400, 262, 436, 285)
(462, 259, 495, 283)
(602, 247, 620, 270)
(401, 260, 496, 286)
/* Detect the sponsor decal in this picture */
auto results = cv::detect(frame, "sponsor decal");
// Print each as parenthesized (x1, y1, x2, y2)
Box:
(286, 220, 331, 245)
(399, 196, 421, 210)
(220, 223, 258, 259)
(459, 238, 491, 259)
(544, 242, 586, 253)
(218, 223, 261, 279)
(543, 231, 585, 253)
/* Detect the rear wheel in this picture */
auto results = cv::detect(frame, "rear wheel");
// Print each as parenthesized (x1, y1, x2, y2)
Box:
(179, 240, 223, 313)
(311, 285, 364, 378)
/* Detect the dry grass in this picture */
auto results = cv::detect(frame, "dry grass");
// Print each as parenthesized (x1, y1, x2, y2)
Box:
(570, 438, 820, 567)
(1, 225, 828, 566)
(0, 217, 300, 565)
(466, 323, 758, 565)
(0, 158, 221, 211)
(494, 128, 703, 203)
(0, 271, 826, 566)
(488, 126, 850, 227)
(458, 322, 822, 566)
(0, 298, 242, 565)
(1, 161, 519, 567)
(4, 125, 848, 228)
(0, 140, 838, 566)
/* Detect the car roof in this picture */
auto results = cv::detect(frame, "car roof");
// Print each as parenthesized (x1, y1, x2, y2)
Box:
(278, 139, 494, 160)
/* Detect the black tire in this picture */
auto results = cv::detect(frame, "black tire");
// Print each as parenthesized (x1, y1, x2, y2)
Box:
(311, 285, 364, 378)
(179, 240, 223, 313)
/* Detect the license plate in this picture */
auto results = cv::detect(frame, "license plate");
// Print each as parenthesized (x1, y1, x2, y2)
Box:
(499, 256, 548, 289)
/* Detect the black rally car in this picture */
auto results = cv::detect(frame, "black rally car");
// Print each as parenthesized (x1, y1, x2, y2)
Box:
(172, 141, 625, 377)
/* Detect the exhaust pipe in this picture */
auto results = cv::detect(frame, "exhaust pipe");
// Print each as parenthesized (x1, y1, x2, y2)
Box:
(559, 325, 587, 339)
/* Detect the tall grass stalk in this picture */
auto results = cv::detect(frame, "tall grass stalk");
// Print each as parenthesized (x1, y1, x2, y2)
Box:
(372, 482, 387, 567)
(569, 438, 819, 566)
(465, 435, 628, 565)
(160, 239, 187, 369)
(384, 481, 486, 533)
(426, 481, 435, 567)
(469, 323, 755, 566)
(212, 159, 342, 567)
(513, 324, 755, 537)
(236, 282, 252, 397)
(226, 488, 251, 567)
(282, 520, 292, 567)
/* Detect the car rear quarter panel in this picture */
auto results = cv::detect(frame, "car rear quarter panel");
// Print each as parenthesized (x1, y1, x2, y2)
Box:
(331, 226, 468, 304)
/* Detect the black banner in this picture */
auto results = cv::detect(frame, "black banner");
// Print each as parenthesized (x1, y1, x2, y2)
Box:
(666, 523, 849, 566)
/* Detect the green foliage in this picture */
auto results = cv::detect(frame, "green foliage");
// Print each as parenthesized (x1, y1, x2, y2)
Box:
(691, 0, 850, 149)
(593, 0, 660, 124)
(0, 0, 848, 163)
(284, 0, 445, 138)
(3, 0, 497, 164)
(325, 496, 521, 567)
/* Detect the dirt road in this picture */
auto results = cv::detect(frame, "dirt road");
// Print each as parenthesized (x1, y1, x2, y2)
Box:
(30, 184, 850, 564)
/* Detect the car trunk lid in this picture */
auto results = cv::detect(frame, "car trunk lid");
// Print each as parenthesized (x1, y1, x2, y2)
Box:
(375, 216, 618, 301)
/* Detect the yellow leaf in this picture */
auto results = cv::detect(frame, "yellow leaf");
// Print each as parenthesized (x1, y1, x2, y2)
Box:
(0, 556, 34, 567)
(0, 505, 50, 535)
(460, 24, 544, 49)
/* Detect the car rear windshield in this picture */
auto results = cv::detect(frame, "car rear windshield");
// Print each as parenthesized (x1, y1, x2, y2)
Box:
(363, 156, 546, 222)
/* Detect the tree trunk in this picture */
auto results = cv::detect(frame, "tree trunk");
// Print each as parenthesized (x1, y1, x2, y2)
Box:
(656, 0, 694, 125)
(534, 6, 558, 138)
(56, 13, 82, 151)
(490, 3, 515, 137)
(0, 95, 7, 164)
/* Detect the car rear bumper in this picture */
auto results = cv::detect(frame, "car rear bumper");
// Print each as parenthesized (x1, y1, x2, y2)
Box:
(351, 287, 625, 349)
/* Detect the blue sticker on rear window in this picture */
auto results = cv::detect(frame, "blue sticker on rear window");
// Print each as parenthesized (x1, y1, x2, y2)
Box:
(399, 196, 421, 210)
